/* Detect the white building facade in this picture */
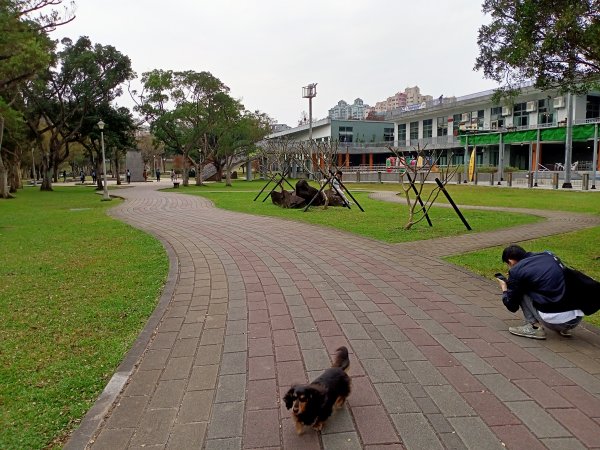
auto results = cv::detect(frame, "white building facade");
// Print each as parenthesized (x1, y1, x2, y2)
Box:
(387, 86, 600, 184)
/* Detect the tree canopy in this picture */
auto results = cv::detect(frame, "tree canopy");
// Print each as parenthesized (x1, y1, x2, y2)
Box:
(475, 0, 600, 94)
(0, 0, 75, 197)
(137, 70, 272, 186)
(23, 36, 134, 190)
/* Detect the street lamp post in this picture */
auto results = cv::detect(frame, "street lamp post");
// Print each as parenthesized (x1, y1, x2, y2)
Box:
(97, 120, 111, 201)
(302, 83, 317, 177)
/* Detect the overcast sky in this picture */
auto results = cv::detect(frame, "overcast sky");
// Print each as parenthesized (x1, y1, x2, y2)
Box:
(51, 0, 498, 126)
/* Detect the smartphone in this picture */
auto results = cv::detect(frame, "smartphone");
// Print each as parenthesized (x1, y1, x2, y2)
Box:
(494, 273, 507, 282)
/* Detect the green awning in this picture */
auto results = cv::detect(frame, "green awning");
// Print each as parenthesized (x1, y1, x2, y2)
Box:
(459, 123, 597, 146)
(502, 130, 537, 143)
(540, 127, 565, 141)
(572, 124, 595, 141)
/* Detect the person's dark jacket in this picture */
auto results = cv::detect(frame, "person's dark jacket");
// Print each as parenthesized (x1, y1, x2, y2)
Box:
(503, 251, 576, 313)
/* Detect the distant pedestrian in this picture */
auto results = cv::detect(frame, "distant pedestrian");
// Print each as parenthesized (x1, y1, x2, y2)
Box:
(126, 169, 131, 184)
(80, 170, 85, 184)
(170, 171, 175, 182)
(62, 170, 67, 182)
(92, 170, 97, 183)
(143, 169, 147, 182)
(156, 169, 161, 182)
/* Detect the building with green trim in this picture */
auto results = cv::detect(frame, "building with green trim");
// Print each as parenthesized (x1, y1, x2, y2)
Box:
(387, 86, 600, 183)
(268, 87, 599, 185)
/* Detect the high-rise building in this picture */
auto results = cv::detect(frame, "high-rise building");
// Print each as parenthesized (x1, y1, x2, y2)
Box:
(328, 98, 370, 120)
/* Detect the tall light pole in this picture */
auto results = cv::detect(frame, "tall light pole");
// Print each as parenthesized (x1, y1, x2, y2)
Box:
(97, 120, 111, 201)
(302, 83, 317, 177)
(562, 92, 573, 188)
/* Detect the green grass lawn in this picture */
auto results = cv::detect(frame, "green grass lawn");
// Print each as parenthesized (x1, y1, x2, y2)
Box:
(167, 182, 542, 243)
(0, 187, 168, 449)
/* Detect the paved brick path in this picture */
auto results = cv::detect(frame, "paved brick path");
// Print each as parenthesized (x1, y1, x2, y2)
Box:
(66, 183, 600, 449)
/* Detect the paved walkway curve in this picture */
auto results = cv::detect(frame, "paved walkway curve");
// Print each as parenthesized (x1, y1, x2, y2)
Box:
(66, 183, 600, 450)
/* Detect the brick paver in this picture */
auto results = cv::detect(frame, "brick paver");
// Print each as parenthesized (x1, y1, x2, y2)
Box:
(65, 184, 600, 449)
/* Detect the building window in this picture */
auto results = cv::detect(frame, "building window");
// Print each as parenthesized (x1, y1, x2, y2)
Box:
(384, 127, 394, 142)
(538, 99, 554, 125)
(490, 106, 504, 129)
(473, 110, 484, 128)
(423, 119, 433, 138)
(453, 114, 462, 133)
(513, 102, 528, 127)
(338, 126, 353, 142)
(410, 121, 419, 140)
(398, 124, 406, 143)
(437, 117, 448, 136)
(586, 95, 600, 119)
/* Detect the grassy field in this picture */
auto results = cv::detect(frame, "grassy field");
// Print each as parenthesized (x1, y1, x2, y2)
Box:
(168, 181, 542, 243)
(0, 187, 168, 449)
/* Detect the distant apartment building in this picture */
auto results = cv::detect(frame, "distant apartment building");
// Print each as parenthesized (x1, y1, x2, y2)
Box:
(328, 98, 370, 120)
(369, 86, 434, 117)
(374, 91, 407, 114)
(404, 86, 433, 105)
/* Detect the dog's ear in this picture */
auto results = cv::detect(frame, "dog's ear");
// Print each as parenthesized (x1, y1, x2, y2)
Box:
(283, 387, 296, 409)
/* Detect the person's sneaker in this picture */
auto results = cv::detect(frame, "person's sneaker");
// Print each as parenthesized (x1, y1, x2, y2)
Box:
(508, 323, 546, 340)
(558, 329, 573, 337)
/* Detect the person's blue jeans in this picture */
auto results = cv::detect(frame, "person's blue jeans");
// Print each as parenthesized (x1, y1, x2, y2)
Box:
(521, 295, 582, 332)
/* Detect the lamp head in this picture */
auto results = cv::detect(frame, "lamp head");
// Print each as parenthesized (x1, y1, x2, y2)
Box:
(98, 120, 105, 130)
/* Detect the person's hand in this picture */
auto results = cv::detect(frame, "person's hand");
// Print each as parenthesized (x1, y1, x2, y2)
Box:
(496, 278, 507, 291)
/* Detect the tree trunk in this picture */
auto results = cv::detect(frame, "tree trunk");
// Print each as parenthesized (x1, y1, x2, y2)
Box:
(8, 158, 22, 193)
(0, 117, 11, 199)
(225, 157, 232, 186)
(0, 154, 11, 198)
(115, 155, 121, 185)
(214, 161, 223, 182)
(40, 153, 53, 191)
(194, 161, 204, 186)
(182, 150, 190, 187)
(52, 156, 58, 183)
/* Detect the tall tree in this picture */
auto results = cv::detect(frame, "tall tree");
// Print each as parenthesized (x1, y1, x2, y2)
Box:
(23, 36, 134, 191)
(136, 70, 241, 186)
(77, 104, 137, 189)
(0, 0, 74, 198)
(475, 0, 600, 94)
(218, 110, 271, 186)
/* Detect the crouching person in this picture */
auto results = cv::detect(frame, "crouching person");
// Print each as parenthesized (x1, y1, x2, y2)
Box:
(496, 244, 583, 339)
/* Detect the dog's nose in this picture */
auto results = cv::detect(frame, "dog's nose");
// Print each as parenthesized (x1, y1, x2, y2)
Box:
(292, 407, 299, 413)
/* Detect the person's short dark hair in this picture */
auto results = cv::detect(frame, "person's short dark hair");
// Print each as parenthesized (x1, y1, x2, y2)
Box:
(335, 170, 342, 177)
(502, 244, 527, 263)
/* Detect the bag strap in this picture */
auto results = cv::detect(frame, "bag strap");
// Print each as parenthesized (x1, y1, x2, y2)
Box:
(544, 250, 565, 270)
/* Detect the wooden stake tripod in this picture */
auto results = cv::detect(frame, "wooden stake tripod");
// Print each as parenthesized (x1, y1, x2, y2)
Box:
(303, 169, 365, 212)
(253, 166, 295, 202)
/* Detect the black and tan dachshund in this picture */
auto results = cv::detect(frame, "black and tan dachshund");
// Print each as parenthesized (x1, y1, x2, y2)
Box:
(283, 346, 351, 434)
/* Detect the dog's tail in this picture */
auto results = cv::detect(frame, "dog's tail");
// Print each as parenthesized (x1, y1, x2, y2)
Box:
(332, 346, 350, 372)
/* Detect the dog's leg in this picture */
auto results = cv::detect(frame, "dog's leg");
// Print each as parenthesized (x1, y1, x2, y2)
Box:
(294, 418, 305, 435)
(312, 420, 324, 432)
(334, 396, 347, 409)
